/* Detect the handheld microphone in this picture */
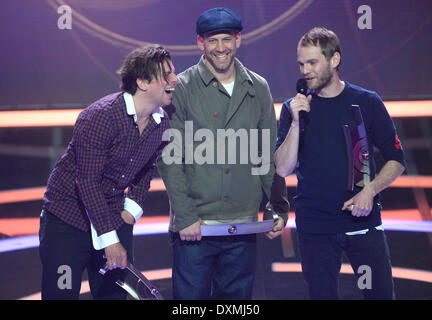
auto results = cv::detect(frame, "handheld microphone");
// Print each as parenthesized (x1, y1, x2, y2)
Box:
(296, 78, 308, 132)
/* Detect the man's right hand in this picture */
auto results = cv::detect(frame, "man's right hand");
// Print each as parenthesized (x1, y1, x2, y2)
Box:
(179, 219, 205, 241)
(289, 93, 312, 122)
(104, 242, 127, 270)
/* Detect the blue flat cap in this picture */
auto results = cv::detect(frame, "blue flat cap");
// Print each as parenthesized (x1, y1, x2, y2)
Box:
(196, 7, 243, 35)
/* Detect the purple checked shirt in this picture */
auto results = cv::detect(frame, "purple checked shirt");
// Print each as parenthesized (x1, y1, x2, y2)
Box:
(43, 92, 169, 246)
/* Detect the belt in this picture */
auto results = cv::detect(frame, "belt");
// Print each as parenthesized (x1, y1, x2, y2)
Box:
(200, 213, 279, 236)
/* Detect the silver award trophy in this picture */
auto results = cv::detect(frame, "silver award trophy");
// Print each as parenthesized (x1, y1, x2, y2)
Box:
(99, 262, 164, 300)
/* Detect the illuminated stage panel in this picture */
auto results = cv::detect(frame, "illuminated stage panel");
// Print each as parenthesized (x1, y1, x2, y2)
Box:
(272, 263, 432, 284)
(1, 175, 431, 204)
(1, 211, 431, 248)
(0, 100, 430, 127)
(0, 109, 81, 127)
(0, 178, 166, 204)
(274, 100, 432, 120)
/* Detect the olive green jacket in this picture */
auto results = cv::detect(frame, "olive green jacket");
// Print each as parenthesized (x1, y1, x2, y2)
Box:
(157, 56, 278, 232)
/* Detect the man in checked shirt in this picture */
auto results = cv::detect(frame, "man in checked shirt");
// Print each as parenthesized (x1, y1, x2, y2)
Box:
(39, 45, 178, 299)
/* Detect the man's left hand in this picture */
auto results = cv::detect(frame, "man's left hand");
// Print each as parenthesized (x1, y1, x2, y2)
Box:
(265, 217, 285, 240)
(342, 185, 375, 217)
(121, 210, 135, 224)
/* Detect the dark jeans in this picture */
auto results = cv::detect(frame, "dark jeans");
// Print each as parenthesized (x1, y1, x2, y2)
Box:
(39, 209, 134, 300)
(171, 232, 257, 300)
(297, 228, 395, 300)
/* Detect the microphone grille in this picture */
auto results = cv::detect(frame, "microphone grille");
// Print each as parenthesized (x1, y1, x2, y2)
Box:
(296, 78, 308, 94)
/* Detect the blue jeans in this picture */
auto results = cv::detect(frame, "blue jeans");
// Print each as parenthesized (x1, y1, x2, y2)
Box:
(39, 209, 134, 300)
(297, 228, 395, 300)
(170, 232, 257, 300)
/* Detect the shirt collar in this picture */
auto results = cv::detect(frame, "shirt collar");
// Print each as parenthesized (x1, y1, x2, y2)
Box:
(123, 92, 165, 124)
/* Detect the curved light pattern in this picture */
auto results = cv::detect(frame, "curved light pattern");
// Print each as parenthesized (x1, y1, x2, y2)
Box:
(45, 0, 314, 54)
(240, 0, 315, 45)
(272, 262, 432, 284)
(19, 268, 172, 300)
(1, 217, 432, 254)
(0, 100, 430, 128)
(342, 0, 432, 81)
(61, 0, 163, 11)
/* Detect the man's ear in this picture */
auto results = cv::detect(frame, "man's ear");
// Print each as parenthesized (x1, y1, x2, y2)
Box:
(235, 32, 241, 48)
(136, 78, 149, 92)
(197, 35, 205, 51)
(330, 52, 341, 70)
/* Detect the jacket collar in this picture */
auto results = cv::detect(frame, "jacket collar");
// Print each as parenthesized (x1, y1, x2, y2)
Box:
(197, 55, 254, 88)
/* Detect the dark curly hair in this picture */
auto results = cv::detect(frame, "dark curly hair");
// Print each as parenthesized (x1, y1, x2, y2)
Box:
(117, 45, 172, 95)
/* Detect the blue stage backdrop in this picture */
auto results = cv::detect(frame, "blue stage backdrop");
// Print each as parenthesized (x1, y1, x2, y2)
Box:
(1, 0, 431, 107)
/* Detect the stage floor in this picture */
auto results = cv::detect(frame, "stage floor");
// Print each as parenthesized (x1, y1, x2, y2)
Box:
(1, 220, 431, 300)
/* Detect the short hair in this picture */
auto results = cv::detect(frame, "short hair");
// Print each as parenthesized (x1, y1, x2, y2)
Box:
(298, 27, 341, 70)
(118, 45, 172, 95)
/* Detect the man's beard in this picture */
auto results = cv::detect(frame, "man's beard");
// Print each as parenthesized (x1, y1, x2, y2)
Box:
(308, 63, 333, 91)
(204, 50, 235, 74)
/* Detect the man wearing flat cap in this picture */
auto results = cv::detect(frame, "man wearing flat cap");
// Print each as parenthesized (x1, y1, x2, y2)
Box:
(157, 7, 289, 299)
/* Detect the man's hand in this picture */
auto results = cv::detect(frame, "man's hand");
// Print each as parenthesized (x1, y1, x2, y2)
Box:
(104, 242, 127, 270)
(289, 93, 312, 122)
(342, 185, 376, 217)
(179, 219, 205, 241)
(121, 210, 135, 225)
(265, 217, 285, 240)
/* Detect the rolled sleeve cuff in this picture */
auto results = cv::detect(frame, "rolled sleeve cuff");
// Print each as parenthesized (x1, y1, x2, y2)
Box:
(124, 197, 144, 222)
(90, 224, 119, 250)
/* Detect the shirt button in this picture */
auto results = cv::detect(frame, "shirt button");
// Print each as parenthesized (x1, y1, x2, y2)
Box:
(213, 111, 219, 117)
(121, 175, 125, 178)
(212, 81, 218, 88)
(112, 188, 116, 191)
(130, 159, 133, 162)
